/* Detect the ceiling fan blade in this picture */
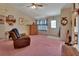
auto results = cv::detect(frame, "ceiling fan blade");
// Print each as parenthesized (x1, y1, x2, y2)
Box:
(37, 5, 43, 7)
(26, 3, 33, 7)
(26, 3, 44, 8)
(26, 5, 32, 7)
(32, 3, 35, 5)
(26, 6, 31, 7)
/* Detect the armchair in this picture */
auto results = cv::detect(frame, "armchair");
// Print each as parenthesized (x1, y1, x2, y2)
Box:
(9, 28, 31, 49)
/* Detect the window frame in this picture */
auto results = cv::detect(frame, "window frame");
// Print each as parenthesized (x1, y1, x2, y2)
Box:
(51, 20, 56, 28)
(36, 19, 48, 31)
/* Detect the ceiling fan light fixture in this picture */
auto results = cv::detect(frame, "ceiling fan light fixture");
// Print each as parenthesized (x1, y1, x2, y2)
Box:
(31, 5, 36, 9)
(27, 3, 43, 9)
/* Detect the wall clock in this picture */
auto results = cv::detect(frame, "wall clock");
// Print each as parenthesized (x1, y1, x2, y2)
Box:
(61, 17, 68, 26)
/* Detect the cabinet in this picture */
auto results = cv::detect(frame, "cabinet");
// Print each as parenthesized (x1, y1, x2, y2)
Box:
(29, 23, 38, 35)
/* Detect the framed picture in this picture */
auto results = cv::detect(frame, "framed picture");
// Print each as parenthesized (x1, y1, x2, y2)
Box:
(0, 15, 5, 24)
(6, 15, 16, 25)
(61, 17, 68, 26)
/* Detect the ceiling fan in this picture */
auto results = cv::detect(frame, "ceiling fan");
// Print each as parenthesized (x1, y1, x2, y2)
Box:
(26, 3, 43, 9)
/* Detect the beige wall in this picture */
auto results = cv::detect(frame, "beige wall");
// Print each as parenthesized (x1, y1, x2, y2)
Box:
(0, 4, 34, 39)
(60, 7, 72, 41)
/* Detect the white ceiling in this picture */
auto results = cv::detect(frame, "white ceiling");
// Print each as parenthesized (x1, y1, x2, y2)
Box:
(0, 3, 73, 19)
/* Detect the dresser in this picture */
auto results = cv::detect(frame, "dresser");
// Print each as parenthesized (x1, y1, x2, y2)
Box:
(29, 23, 38, 35)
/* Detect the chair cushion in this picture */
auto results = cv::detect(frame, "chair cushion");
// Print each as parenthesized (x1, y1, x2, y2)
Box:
(11, 28, 20, 38)
(9, 31, 17, 40)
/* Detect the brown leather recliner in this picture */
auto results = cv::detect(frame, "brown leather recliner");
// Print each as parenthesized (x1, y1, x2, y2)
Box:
(9, 28, 31, 49)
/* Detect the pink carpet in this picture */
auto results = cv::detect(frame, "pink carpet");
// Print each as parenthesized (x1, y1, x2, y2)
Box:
(0, 35, 64, 56)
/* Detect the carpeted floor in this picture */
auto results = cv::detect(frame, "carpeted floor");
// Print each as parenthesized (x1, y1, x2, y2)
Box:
(0, 35, 64, 56)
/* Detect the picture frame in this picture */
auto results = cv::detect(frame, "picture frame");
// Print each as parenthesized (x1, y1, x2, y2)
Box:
(61, 17, 68, 26)
(6, 15, 16, 25)
(0, 15, 5, 24)
(0, 19, 4, 24)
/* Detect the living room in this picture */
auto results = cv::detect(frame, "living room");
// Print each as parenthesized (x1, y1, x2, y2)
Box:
(0, 3, 79, 56)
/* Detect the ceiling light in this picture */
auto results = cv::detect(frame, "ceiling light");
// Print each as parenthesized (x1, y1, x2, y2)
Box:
(27, 3, 44, 9)
(31, 5, 36, 9)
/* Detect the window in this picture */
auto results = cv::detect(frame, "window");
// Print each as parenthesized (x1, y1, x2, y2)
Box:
(36, 19, 48, 31)
(51, 20, 56, 28)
